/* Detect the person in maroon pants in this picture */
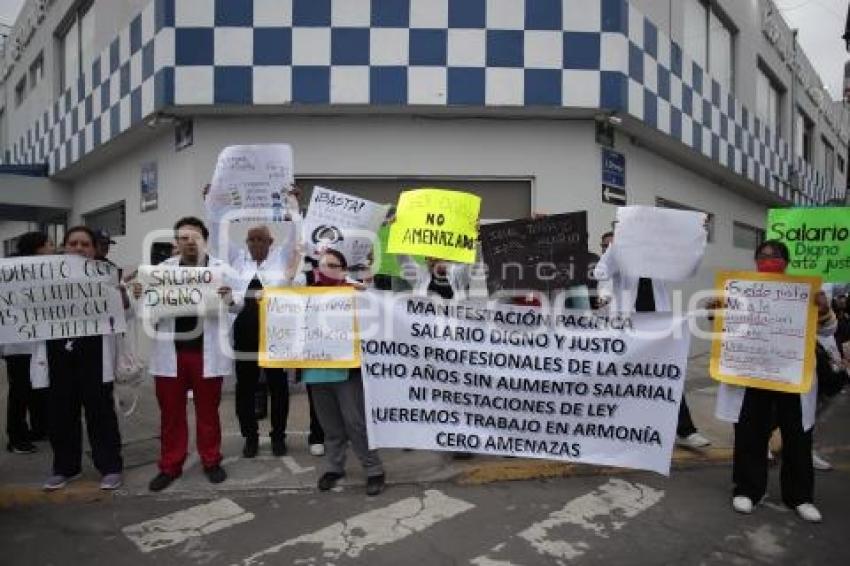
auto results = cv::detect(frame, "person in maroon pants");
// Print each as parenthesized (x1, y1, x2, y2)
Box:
(134, 217, 241, 492)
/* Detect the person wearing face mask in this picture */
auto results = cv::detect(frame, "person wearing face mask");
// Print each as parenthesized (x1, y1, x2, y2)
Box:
(37, 226, 126, 491)
(1, 232, 54, 454)
(715, 240, 822, 522)
(134, 217, 241, 492)
(294, 249, 386, 496)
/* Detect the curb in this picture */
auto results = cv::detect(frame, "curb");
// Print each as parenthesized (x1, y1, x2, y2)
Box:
(0, 482, 112, 509)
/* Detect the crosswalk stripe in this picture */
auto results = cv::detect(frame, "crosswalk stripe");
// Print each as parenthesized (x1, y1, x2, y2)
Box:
(122, 498, 255, 554)
(472, 479, 664, 563)
(237, 489, 475, 566)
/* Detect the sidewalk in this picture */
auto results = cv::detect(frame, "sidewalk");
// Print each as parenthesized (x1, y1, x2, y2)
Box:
(1, 354, 847, 506)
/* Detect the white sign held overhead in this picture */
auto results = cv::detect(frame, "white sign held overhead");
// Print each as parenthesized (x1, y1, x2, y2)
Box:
(206, 144, 295, 223)
(612, 206, 707, 281)
(303, 186, 389, 268)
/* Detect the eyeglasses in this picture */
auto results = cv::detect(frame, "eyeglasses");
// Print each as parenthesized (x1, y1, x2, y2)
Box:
(325, 263, 344, 270)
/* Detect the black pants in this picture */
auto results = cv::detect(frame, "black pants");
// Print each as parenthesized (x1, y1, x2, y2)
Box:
(5, 355, 47, 445)
(733, 388, 813, 507)
(676, 396, 697, 437)
(47, 369, 123, 476)
(235, 361, 289, 442)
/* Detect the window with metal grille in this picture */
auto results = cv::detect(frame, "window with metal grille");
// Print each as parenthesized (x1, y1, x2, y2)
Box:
(732, 221, 765, 250)
(83, 201, 126, 237)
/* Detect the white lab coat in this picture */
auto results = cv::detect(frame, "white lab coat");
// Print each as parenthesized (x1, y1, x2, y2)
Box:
(229, 246, 297, 295)
(592, 248, 672, 312)
(2, 342, 50, 389)
(28, 336, 117, 389)
(714, 315, 824, 432)
(148, 255, 243, 378)
(399, 257, 472, 298)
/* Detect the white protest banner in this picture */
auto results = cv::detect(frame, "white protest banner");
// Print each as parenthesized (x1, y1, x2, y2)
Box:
(259, 287, 360, 368)
(136, 265, 224, 319)
(0, 255, 126, 343)
(303, 186, 389, 268)
(360, 292, 692, 475)
(206, 144, 294, 223)
(612, 206, 707, 281)
(710, 271, 819, 393)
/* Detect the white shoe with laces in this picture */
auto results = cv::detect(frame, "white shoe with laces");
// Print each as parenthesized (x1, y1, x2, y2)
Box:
(676, 432, 711, 449)
(732, 496, 754, 514)
(795, 503, 822, 523)
(812, 451, 832, 471)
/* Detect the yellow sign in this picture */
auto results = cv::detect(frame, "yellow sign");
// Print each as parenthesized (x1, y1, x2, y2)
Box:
(709, 271, 820, 393)
(259, 286, 361, 369)
(387, 188, 481, 264)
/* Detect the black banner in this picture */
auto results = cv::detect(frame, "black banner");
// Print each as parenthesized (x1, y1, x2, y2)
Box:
(479, 212, 595, 294)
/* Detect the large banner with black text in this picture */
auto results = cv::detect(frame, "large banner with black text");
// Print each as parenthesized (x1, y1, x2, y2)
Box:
(360, 292, 692, 475)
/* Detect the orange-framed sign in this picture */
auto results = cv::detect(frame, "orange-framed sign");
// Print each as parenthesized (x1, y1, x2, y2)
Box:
(258, 286, 361, 369)
(709, 271, 821, 393)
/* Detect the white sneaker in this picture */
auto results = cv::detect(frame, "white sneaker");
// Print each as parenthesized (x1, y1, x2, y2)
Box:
(732, 496, 754, 514)
(676, 432, 711, 449)
(795, 503, 822, 523)
(309, 443, 325, 457)
(812, 451, 832, 471)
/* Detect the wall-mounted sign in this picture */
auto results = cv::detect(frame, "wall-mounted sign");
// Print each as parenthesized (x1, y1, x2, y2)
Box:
(140, 162, 158, 213)
(601, 148, 627, 205)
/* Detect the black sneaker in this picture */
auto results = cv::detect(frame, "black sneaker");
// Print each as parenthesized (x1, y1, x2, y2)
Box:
(366, 474, 386, 497)
(6, 441, 37, 454)
(272, 440, 287, 457)
(317, 471, 345, 491)
(243, 437, 259, 459)
(204, 465, 227, 484)
(149, 472, 179, 492)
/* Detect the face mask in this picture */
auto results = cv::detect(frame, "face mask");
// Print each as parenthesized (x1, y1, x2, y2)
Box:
(756, 258, 786, 273)
(314, 270, 345, 286)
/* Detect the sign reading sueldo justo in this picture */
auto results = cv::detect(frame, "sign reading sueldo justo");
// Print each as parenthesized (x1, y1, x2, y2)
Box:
(767, 207, 850, 283)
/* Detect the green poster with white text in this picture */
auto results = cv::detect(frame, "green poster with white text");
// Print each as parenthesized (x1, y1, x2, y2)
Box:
(767, 207, 850, 283)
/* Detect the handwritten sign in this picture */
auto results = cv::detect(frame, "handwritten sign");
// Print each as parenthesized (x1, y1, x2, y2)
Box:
(612, 206, 707, 281)
(388, 188, 481, 264)
(206, 144, 294, 223)
(479, 212, 595, 294)
(0, 255, 126, 343)
(303, 187, 389, 269)
(767, 207, 850, 283)
(136, 265, 224, 319)
(259, 287, 360, 368)
(710, 271, 820, 393)
(360, 292, 693, 475)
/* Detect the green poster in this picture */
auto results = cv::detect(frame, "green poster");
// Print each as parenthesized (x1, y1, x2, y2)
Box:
(376, 225, 424, 277)
(766, 207, 850, 283)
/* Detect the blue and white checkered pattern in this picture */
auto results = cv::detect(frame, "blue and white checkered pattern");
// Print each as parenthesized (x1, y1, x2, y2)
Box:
(3, 0, 842, 204)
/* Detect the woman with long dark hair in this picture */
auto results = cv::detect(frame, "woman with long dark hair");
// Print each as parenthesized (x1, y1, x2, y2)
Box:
(1, 232, 54, 453)
(38, 226, 124, 490)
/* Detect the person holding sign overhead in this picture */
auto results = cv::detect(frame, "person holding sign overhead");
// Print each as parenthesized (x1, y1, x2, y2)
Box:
(39, 226, 126, 491)
(714, 240, 822, 523)
(134, 217, 241, 492)
(593, 224, 711, 450)
(204, 178, 303, 457)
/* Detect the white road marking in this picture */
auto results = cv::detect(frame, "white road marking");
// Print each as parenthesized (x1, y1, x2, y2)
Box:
(472, 479, 664, 564)
(237, 489, 474, 566)
(280, 455, 315, 475)
(122, 498, 255, 553)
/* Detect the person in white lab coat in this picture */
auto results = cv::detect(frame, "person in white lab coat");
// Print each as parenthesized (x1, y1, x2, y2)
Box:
(714, 240, 821, 523)
(135, 217, 241, 492)
(593, 233, 710, 449)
